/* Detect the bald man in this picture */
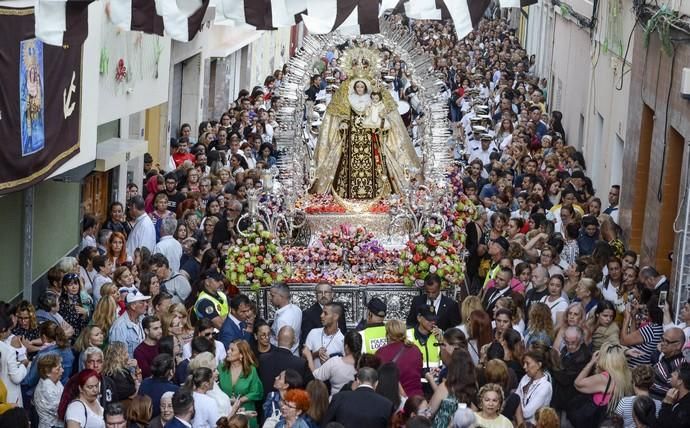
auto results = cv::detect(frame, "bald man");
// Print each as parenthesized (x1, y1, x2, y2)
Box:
(651, 327, 686, 399)
(258, 326, 313, 396)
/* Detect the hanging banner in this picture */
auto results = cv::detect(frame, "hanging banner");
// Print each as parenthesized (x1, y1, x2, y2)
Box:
(0, 4, 89, 195)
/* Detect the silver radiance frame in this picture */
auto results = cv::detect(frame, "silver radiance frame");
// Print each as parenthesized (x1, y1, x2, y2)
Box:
(273, 15, 454, 201)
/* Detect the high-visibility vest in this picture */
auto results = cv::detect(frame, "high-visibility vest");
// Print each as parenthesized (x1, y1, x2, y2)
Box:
(360, 325, 388, 354)
(194, 290, 229, 319)
(406, 328, 441, 369)
(483, 263, 501, 288)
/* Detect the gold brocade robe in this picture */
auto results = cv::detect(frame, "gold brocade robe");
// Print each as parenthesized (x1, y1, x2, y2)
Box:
(311, 78, 422, 199)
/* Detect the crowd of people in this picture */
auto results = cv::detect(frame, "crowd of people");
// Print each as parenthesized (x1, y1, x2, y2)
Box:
(2, 13, 686, 428)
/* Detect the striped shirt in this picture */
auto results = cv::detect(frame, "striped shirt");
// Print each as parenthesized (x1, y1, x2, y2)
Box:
(615, 395, 661, 427)
(627, 323, 663, 367)
(650, 354, 685, 399)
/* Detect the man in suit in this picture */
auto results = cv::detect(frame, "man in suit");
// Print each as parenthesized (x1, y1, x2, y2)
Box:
(406, 273, 460, 331)
(216, 294, 253, 349)
(165, 388, 195, 428)
(300, 283, 347, 347)
(482, 267, 519, 315)
(640, 266, 670, 296)
(258, 326, 313, 395)
(323, 367, 394, 428)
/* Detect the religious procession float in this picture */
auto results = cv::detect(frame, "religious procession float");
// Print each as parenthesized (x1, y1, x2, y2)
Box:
(227, 17, 477, 325)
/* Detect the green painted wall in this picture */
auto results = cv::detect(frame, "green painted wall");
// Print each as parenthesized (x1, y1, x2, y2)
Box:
(32, 181, 80, 281)
(0, 192, 24, 301)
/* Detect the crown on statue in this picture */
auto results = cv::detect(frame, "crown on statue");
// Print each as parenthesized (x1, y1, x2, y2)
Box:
(340, 46, 380, 81)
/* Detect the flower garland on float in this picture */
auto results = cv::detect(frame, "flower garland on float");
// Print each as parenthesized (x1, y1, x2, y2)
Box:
(225, 224, 291, 290)
(282, 225, 400, 284)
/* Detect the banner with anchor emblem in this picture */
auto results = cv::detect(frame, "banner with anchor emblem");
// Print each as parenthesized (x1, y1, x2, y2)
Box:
(0, 3, 90, 195)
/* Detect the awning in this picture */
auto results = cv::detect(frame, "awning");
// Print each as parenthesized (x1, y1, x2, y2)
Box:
(94, 138, 148, 172)
(207, 23, 264, 58)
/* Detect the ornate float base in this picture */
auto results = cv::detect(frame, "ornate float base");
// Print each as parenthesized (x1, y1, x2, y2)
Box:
(240, 284, 424, 329)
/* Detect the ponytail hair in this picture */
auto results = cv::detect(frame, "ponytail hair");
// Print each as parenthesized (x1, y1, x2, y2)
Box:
(344, 330, 363, 369)
(39, 321, 69, 348)
(384, 319, 414, 347)
(58, 369, 101, 421)
(184, 367, 213, 390)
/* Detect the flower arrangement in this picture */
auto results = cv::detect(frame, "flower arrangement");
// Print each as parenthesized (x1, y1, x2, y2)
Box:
(319, 224, 374, 252)
(448, 164, 466, 198)
(281, 225, 402, 284)
(447, 192, 477, 244)
(398, 226, 464, 287)
(225, 224, 291, 290)
(302, 194, 346, 214)
(369, 199, 391, 213)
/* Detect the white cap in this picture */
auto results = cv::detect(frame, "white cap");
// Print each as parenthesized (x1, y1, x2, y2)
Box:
(125, 289, 151, 304)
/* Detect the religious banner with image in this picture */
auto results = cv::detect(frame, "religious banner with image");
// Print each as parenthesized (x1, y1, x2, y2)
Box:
(0, 3, 89, 195)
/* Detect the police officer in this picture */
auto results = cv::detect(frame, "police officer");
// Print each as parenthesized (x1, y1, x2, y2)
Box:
(358, 297, 388, 354)
(193, 269, 229, 329)
(406, 306, 442, 372)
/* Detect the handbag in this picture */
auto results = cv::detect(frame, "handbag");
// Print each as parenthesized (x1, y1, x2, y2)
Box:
(566, 373, 612, 428)
(262, 399, 281, 428)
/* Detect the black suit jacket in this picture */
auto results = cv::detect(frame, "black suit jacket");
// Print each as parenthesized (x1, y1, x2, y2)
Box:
(300, 302, 348, 347)
(323, 386, 394, 428)
(653, 279, 670, 296)
(481, 287, 519, 316)
(406, 294, 460, 331)
(258, 347, 313, 395)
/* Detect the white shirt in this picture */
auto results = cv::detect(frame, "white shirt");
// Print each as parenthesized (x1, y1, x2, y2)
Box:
(191, 390, 220, 428)
(153, 236, 183, 273)
(92, 273, 111, 304)
(182, 340, 227, 366)
(539, 295, 569, 325)
(426, 294, 442, 316)
(34, 377, 64, 428)
(313, 356, 357, 397)
(0, 340, 26, 406)
(271, 303, 302, 355)
(305, 327, 345, 368)
(126, 213, 156, 255)
(81, 235, 97, 251)
(207, 384, 232, 418)
(516, 375, 552, 423)
(80, 266, 96, 294)
(65, 400, 105, 428)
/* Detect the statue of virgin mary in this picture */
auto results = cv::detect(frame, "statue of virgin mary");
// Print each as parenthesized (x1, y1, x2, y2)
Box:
(311, 70, 421, 200)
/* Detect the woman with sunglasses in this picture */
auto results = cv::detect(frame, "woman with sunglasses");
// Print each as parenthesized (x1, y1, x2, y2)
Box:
(181, 318, 227, 366)
(251, 321, 275, 358)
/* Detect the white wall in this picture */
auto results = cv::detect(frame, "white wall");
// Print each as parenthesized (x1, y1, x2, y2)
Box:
(51, 1, 174, 178)
(550, 15, 591, 149)
(525, 2, 555, 80)
(96, 2, 172, 125)
(580, 0, 634, 194)
(248, 27, 293, 89)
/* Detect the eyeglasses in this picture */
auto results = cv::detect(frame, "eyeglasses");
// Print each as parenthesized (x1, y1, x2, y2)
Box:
(661, 337, 681, 345)
(280, 401, 297, 410)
